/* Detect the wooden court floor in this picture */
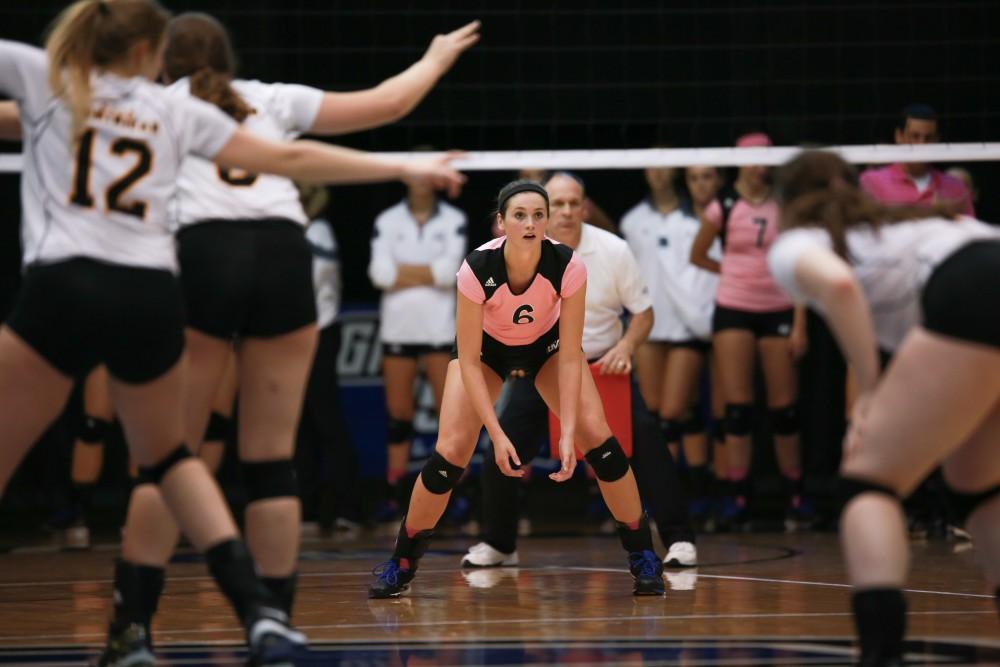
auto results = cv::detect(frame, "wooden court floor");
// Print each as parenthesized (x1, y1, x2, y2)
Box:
(0, 531, 997, 665)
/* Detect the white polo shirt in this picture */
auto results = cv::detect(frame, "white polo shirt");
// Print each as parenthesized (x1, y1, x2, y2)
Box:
(368, 199, 468, 345)
(621, 198, 719, 341)
(574, 223, 653, 359)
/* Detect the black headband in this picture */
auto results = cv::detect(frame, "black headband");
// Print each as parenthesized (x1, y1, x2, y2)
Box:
(498, 182, 549, 213)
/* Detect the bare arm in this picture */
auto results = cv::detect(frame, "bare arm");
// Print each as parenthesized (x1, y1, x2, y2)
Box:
(213, 129, 464, 197)
(792, 247, 880, 391)
(456, 293, 504, 439)
(0, 101, 21, 141)
(690, 219, 722, 273)
(309, 21, 480, 135)
(551, 284, 586, 481)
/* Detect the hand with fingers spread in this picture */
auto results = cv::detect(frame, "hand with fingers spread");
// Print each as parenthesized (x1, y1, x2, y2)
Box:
(493, 431, 525, 478)
(549, 432, 577, 482)
(402, 151, 467, 198)
(423, 20, 482, 73)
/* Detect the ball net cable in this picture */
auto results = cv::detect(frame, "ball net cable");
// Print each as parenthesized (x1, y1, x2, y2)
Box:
(0, 143, 998, 174)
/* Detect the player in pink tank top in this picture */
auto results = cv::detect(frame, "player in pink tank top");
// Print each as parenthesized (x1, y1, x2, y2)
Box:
(689, 132, 809, 531)
(369, 180, 665, 599)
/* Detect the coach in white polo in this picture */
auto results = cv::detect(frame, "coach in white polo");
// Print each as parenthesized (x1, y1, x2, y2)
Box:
(463, 171, 698, 570)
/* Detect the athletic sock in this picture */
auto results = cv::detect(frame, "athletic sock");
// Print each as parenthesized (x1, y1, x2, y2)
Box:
(261, 573, 298, 617)
(616, 515, 654, 554)
(204, 539, 274, 624)
(688, 465, 709, 500)
(852, 588, 906, 667)
(390, 517, 433, 569)
(110, 560, 165, 634)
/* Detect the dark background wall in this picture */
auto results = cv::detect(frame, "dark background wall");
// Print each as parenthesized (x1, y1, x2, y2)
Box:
(0, 1, 997, 515)
(2, 1, 999, 308)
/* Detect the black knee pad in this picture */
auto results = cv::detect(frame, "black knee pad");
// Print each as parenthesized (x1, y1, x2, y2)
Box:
(137, 445, 193, 485)
(203, 411, 231, 442)
(943, 481, 1000, 527)
(725, 403, 753, 436)
(420, 451, 465, 494)
(682, 411, 705, 435)
(658, 418, 683, 445)
(768, 405, 799, 436)
(584, 437, 631, 482)
(242, 459, 298, 502)
(387, 418, 414, 443)
(78, 415, 112, 444)
(838, 475, 899, 517)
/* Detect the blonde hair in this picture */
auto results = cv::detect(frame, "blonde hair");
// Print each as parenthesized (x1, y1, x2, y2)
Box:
(46, 0, 170, 141)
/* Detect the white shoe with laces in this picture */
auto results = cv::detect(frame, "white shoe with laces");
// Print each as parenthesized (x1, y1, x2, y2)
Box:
(663, 541, 698, 567)
(460, 541, 519, 568)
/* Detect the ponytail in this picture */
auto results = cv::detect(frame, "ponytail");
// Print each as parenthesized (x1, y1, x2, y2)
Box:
(46, 1, 104, 141)
(164, 13, 252, 122)
(45, 0, 170, 142)
(189, 68, 253, 122)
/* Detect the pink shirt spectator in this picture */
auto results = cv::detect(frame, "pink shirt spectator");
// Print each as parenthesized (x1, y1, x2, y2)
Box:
(705, 193, 793, 312)
(860, 163, 975, 216)
(456, 236, 587, 346)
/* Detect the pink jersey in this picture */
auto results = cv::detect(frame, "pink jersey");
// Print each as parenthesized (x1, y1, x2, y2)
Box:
(705, 192, 792, 312)
(859, 163, 975, 216)
(456, 236, 587, 346)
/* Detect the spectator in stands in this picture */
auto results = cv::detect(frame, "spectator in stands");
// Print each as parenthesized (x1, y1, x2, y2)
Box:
(860, 104, 975, 216)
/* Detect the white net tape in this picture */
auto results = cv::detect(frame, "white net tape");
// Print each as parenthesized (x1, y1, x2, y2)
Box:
(1, 142, 998, 174)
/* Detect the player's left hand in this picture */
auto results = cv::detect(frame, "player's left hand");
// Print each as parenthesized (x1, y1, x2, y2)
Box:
(595, 342, 632, 375)
(549, 433, 577, 482)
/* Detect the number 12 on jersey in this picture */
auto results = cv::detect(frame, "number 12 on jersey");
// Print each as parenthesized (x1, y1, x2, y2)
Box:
(69, 127, 152, 220)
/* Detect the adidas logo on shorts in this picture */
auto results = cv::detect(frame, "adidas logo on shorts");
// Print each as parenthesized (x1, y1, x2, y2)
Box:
(485, 276, 496, 287)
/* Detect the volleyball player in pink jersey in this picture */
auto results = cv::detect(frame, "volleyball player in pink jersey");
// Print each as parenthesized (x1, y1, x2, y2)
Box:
(690, 133, 808, 531)
(368, 180, 664, 598)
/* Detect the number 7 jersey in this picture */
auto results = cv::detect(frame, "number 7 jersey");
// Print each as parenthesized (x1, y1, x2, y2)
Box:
(0, 41, 238, 272)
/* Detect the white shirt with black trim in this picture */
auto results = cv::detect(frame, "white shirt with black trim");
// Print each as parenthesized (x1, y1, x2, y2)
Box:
(575, 223, 653, 359)
(768, 216, 1000, 352)
(621, 198, 720, 342)
(169, 78, 323, 227)
(0, 41, 238, 272)
(368, 199, 468, 345)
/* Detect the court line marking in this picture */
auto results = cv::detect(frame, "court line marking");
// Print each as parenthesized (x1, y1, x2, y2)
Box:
(567, 566, 997, 599)
(0, 609, 993, 645)
(0, 564, 993, 602)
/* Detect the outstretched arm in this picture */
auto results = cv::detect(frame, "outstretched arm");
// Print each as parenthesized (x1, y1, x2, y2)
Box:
(0, 101, 21, 141)
(309, 21, 480, 135)
(213, 129, 465, 197)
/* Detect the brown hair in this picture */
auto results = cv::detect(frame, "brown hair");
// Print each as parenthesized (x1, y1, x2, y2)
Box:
(776, 150, 959, 258)
(46, 0, 170, 141)
(163, 13, 252, 122)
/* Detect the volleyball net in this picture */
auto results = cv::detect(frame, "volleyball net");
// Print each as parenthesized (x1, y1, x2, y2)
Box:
(1, 143, 999, 175)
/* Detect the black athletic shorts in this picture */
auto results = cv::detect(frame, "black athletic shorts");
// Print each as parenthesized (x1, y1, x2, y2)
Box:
(382, 342, 452, 359)
(452, 322, 561, 379)
(6, 258, 184, 383)
(712, 304, 794, 339)
(922, 239, 1000, 350)
(177, 218, 316, 339)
